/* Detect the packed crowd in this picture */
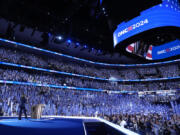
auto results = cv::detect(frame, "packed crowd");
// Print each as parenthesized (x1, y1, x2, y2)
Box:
(105, 113, 180, 135)
(0, 84, 179, 117)
(0, 40, 180, 135)
(0, 84, 179, 134)
(0, 16, 180, 135)
(0, 46, 179, 81)
(0, 68, 180, 91)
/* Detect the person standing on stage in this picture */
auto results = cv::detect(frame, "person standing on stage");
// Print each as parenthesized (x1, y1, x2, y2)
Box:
(0, 99, 3, 116)
(18, 94, 28, 120)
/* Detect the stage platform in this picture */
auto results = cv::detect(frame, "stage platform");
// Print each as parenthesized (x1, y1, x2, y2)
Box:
(0, 116, 138, 135)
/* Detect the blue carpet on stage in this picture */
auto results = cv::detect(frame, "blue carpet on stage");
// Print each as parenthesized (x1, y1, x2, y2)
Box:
(0, 117, 85, 135)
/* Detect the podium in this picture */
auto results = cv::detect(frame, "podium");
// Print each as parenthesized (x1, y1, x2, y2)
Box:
(31, 104, 44, 119)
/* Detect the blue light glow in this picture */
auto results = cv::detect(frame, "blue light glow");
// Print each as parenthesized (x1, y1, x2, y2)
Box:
(56, 36, 63, 40)
(100, 0, 103, 5)
(76, 43, 80, 46)
(67, 40, 72, 43)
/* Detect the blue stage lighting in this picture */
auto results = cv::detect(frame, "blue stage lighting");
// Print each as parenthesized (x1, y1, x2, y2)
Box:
(84, 45, 87, 48)
(48, 33, 51, 37)
(67, 40, 72, 43)
(76, 43, 80, 46)
(100, 0, 103, 5)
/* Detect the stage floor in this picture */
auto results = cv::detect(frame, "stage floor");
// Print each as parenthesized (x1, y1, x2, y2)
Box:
(0, 116, 138, 135)
(0, 117, 85, 135)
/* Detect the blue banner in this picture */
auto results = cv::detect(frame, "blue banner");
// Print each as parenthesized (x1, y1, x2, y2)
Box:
(100, 0, 103, 5)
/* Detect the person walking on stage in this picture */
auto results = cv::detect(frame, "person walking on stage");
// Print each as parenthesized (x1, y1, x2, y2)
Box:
(18, 94, 28, 120)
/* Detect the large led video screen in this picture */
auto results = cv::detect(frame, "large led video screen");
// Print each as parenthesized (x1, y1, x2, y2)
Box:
(152, 39, 180, 60)
(113, 0, 180, 47)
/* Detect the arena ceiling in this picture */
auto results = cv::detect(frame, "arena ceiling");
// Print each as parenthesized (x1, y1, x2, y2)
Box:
(0, 0, 164, 52)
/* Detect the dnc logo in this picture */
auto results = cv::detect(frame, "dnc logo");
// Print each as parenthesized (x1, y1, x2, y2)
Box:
(118, 19, 149, 37)
(157, 45, 180, 55)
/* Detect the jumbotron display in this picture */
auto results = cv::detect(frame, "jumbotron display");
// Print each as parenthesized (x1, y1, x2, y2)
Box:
(113, 0, 180, 60)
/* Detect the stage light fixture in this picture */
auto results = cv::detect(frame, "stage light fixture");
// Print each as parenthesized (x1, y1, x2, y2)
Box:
(56, 36, 63, 40)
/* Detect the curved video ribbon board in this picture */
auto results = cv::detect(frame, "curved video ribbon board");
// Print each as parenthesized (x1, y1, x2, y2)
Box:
(113, 0, 180, 47)
(151, 39, 180, 60)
